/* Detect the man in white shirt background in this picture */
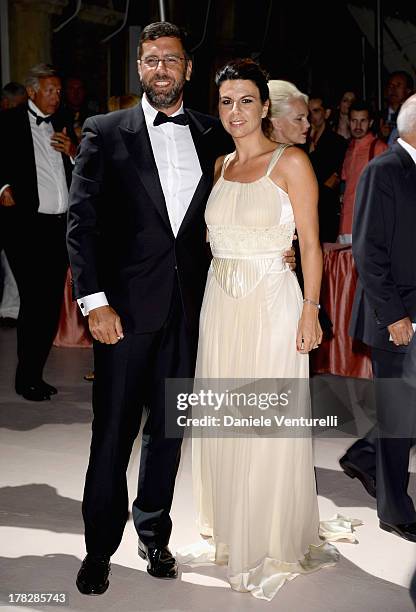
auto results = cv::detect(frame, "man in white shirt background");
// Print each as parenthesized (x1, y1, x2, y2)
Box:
(0, 64, 77, 401)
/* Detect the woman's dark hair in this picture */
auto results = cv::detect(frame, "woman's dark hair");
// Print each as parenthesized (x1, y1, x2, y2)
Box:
(215, 58, 273, 138)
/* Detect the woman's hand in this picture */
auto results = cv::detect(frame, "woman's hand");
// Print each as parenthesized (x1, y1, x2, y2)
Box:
(296, 304, 322, 353)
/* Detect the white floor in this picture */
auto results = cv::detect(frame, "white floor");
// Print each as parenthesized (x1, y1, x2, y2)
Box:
(0, 327, 415, 611)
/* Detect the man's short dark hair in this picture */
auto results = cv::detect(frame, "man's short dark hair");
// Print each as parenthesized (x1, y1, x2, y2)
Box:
(1, 81, 26, 101)
(349, 100, 374, 119)
(308, 93, 333, 110)
(137, 22, 190, 59)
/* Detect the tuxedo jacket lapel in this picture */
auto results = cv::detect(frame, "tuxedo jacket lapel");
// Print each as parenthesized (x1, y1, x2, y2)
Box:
(19, 108, 38, 199)
(119, 105, 172, 233)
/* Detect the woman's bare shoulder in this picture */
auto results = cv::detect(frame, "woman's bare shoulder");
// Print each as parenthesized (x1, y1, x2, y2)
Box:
(280, 145, 309, 162)
(277, 145, 313, 174)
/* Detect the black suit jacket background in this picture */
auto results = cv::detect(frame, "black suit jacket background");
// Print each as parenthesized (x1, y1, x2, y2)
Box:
(350, 143, 416, 352)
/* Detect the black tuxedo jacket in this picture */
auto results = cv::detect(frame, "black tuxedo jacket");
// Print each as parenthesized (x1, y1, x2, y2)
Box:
(0, 105, 76, 217)
(349, 143, 416, 352)
(67, 103, 230, 334)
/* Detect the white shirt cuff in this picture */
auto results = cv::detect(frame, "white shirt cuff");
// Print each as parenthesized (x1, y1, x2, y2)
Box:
(0, 184, 11, 197)
(77, 292, 108, 316)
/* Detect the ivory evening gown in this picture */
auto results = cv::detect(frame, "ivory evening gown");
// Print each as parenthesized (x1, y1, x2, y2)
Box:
(178, 145, 342, 600)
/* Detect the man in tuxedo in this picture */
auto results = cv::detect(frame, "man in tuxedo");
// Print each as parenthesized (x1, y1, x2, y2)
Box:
(67, 22, 229, 595)
(0, 64, 77, 401)
(340, 94, 416, 541)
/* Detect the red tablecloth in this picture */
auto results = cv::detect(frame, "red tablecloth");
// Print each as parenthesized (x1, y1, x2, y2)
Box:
(310, 243, 372, 379)
(53, 268, 92, 348)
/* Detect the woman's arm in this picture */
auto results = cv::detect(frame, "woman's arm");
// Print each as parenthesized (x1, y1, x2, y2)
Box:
(272, 147, 323, 353)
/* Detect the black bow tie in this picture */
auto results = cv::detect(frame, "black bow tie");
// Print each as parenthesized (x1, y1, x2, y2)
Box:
(28, 106, 53, 126)
(153, 111, 188, 127)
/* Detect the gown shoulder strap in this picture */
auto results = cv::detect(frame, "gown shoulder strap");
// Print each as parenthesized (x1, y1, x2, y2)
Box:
(266, 143, 293, 176)
(220, 152, 234, 177)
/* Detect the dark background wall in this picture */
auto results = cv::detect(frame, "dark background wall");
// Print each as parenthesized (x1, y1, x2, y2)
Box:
(5, 0, 416, 115)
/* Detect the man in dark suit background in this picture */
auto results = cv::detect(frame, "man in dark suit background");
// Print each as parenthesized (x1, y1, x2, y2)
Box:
(340, 94, 416, 541)
(307, 94, 347, 242)
(378, 70, 413, 144)
(0, 64, 77, 401)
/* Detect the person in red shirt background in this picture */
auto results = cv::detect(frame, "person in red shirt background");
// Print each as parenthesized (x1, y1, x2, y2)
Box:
(338, 100, 388, 243)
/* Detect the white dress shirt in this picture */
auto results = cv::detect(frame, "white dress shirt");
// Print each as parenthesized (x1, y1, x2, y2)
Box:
(78, 94, 202, 316)
(142, 94, 202, 235)
(28, 100, 69, 214)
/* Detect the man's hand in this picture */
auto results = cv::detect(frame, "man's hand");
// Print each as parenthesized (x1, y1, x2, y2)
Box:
(388, 316, 414, 346)
(284, 234, 297, 271)
(51, 127, 77, 158)
(88, 305, 124, 345)
(0, 186, 16, 207)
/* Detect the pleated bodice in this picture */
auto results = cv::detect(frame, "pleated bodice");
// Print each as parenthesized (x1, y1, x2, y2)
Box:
(206, 145, 295, 298)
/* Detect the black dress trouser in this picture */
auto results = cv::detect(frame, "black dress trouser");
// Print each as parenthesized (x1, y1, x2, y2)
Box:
(3, 211, 68, 386)
(345, 347, 416, 524)
(83, 281, 197, 556)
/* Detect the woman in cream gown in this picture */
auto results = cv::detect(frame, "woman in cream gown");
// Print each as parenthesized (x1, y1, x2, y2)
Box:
(178, 62, 342, 601)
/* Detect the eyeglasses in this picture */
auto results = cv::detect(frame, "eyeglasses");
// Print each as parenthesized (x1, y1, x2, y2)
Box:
(140, 55, 187, 69)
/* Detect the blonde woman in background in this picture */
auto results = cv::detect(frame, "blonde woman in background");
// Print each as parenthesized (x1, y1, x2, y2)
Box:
(268, 79, 310, 145)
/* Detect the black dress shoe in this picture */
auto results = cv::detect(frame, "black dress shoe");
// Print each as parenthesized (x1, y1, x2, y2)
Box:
(379, 521, 416, 542)
(76, 554, 111, 595)
(16, 384, 51, 402)
(138, 540, 178, 579)
(39, 380, 58, 395)
(339, 454, 376, 498)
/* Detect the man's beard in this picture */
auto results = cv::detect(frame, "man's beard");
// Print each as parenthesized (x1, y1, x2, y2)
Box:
(141, 72, 186, 109)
